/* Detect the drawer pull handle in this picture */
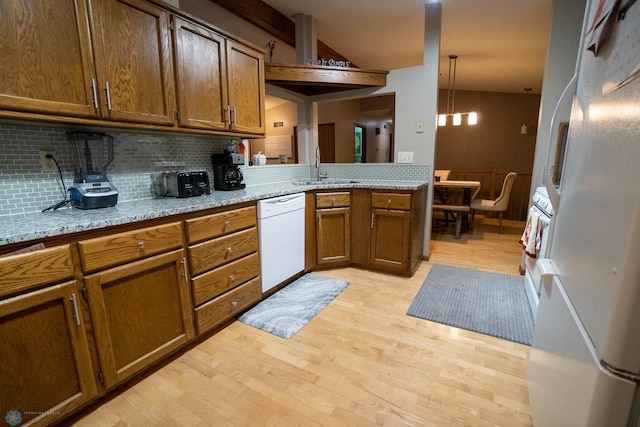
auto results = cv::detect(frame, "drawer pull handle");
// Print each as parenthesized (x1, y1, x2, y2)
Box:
(229, 274, 235, 282)
(71, 293, 81, 326)
(224, 220, 231, 229)
(182, 257, 188, 281)
(332, 197, 336, 205)
(227, 247, 233, 254)
(137, 241, 145, 249)
(387, 199, 392, 204)
(231, 301, 238, 307)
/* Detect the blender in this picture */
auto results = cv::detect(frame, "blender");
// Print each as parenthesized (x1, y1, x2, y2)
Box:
(68, 131, 119, 209)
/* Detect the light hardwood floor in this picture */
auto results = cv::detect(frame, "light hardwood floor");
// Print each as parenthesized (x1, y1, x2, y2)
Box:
(74, 215, 530, 426)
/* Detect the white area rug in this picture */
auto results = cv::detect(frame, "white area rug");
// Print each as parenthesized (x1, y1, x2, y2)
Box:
(238, 273, 349, 339)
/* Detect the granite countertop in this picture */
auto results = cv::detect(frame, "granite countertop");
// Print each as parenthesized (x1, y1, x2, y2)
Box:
(0, 179, 428, 246)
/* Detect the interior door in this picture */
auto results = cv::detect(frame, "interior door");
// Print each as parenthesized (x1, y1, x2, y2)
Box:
(318, 123, 336, 163)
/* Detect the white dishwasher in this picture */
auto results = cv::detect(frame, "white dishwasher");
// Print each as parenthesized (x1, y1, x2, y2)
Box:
(257, 193, 305, 292)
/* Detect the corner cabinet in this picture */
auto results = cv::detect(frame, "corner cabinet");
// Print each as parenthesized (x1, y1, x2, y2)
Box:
(0, 245, 97, 426)
(78, 222, 195, 389)
(315, 192, 351, 266)
(0, 0, 99, 118)
(350, 187, 426, 277)
(89, 0, 176, 125)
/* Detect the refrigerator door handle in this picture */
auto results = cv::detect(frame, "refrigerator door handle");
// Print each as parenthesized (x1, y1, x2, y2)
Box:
(601, 360, 640, 384)
(536, 258, 558, 278)
(543, 73, 579, 212)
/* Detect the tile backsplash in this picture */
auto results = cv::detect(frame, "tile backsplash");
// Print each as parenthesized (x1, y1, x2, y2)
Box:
(0, 123, 230, 215)
(0, 122, 429, 216)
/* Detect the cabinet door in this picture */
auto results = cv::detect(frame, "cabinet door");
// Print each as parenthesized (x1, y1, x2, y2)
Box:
(85, 249, 194, 389)
(226, 40, 265, 134)
(0, 0, 99, 118)
(316, 207, 351, 265)
(370, 208, 410, 273)
(89, 0, 175, 125)
(0, 282, 97, 426)
(172, 16, 228, 130)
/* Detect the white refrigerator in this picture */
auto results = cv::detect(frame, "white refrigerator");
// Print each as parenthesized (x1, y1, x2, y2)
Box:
(528, 0, 640, 425)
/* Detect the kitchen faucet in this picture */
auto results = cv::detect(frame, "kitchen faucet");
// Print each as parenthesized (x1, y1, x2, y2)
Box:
(315, 146, 328, 181)
(316, 145, 321, 181)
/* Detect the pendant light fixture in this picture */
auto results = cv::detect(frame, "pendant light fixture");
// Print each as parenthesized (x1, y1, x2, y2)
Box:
(520, 88, 532, 134)
(437, 55, 478, 127)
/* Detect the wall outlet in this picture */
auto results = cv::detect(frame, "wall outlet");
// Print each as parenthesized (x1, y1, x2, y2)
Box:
(398, 151, 414, 163)
(415, 120, 424, 133)
(39, 150, 57, 172)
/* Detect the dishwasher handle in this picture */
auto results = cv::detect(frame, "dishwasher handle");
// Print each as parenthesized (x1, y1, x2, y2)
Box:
(263, 194, 303, 205)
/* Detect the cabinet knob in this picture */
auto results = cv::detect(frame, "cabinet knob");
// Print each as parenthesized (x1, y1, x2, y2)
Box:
(231, 301, 238, 307)
(229, 274, 235, 282)
(227, 247, 233, 254)
(137, 241, 145, 249)
(224, 220, 231, 228)
(387, 199, 392, 205)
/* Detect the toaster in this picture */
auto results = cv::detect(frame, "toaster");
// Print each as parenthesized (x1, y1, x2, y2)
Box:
(158, 171, 210, 198)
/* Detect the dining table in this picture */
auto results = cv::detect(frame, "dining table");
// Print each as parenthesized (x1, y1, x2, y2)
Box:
(432, 180, 481, 238)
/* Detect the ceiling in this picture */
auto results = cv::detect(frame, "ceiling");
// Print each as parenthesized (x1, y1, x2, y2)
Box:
(262, 0, 553, 94)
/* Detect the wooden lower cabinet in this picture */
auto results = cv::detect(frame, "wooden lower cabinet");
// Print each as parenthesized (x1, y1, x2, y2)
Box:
(186, 204, 261, 335)
(370, 208, 411, 272)
(317, 207, 351, 265)
(0, 244, 97, 427)
(84, 249, 194, 389)
(348, 188, 426, 277)
(315, 192, 351, 266)
(195, 277, 261, 334)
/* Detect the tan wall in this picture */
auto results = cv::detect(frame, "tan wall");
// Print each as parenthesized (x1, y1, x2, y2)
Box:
(435, 90, 540, 173)
(436, 90, 541, 220)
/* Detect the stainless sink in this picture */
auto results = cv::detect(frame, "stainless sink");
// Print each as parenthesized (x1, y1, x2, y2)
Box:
(292, 179, 360, 186)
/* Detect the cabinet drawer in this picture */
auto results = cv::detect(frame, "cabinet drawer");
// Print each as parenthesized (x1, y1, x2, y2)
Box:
(371, 192, 412, 210)
(195, 277, 261, 334)
(185, 206, 256, 244)
(316, 192, 350, 208)
(78, 222, 183, 273)
(0, 245, 74, 298)
(189, 227, 258, 276)
(192, 252, 260, 306)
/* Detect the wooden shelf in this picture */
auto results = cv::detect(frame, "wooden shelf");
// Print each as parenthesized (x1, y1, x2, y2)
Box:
(265, 63, 388, 96)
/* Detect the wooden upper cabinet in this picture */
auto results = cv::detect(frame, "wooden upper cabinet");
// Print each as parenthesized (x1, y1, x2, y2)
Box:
(226, 40, 265, 134)
(172, 16, 228, 130)
(89, 0, 176, 126)
(0, 0, 99, 118)
(173, 18, 265, 134)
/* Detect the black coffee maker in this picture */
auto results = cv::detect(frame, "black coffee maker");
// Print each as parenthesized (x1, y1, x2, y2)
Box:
(212, 151, 245, 191)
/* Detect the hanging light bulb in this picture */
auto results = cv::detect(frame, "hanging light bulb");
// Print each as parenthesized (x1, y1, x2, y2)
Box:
(521, 88, 532, 134)
(437, 55, 479, 127)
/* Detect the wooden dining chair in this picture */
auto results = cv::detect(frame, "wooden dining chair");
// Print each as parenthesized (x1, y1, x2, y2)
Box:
(470, 172, 518, 233)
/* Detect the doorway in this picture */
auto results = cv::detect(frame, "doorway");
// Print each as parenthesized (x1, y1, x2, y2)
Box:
(354, 123, 367, 163)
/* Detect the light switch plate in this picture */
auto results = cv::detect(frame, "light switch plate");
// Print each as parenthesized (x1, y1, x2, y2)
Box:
(416, 120, 424, 133)
(398, 151, 414, 163)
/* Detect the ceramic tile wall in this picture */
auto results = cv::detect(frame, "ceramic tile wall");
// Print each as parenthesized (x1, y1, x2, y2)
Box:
(0, 122, 430, 216)
(0, 123, 231, 216)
